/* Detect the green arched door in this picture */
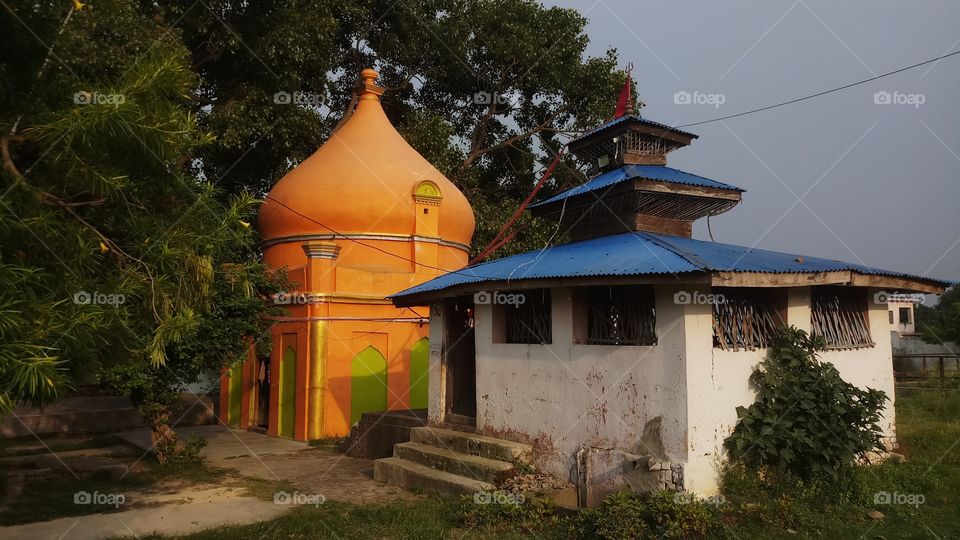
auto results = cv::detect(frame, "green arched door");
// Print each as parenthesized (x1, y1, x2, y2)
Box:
(350, 346, 388, 425)
(409, 338, 429, 410)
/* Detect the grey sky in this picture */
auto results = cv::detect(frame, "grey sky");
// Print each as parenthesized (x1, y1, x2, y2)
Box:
(542, 0, 960, 286)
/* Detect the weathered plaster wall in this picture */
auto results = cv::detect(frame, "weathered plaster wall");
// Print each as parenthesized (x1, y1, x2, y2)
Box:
(683, 286, 898, 495)
(426, 283, 899, 496)
(471, 286, 689, 482)
(426, 304, 446, 426)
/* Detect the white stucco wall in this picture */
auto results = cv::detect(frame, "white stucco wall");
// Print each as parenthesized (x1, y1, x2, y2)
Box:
(683, 286, 897, 494)
(426, 283, 899, 495)
(471, 286, 688, 482)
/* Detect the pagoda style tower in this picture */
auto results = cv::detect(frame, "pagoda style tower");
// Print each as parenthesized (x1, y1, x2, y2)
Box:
(220, 69, 475, 441)
(529, 114, 743, 239)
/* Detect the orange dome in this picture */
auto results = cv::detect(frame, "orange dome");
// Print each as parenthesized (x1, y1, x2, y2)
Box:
(259, 69, 475, 248)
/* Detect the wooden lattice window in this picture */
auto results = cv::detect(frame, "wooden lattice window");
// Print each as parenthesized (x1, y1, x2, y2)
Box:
(712, 288, 786, 351)
(585, 285, 657, 346)
(811, 287, 874, 349)
(505, 289, 552, 344)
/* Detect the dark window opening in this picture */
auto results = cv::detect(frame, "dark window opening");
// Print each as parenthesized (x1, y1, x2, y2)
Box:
(712, 288, 786, 351)
(811, 287, 873, 349)
(584, 285, 657, 346)
(898, 306, 911, 324)
(505, 289, 552, 344)
(889, 310, 894, 324)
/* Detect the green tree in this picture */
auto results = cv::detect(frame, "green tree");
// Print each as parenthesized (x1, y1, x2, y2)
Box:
(141, 0, 629, 258)
(0, 1, 283, 458)
(917, 286, 960, 346)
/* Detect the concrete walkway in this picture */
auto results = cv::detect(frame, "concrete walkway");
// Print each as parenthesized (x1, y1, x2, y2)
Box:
(0, 487, 285, 540)
(1, 424, 417, 539)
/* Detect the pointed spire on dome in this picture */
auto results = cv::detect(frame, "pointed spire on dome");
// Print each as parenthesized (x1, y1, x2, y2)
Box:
(359, 68, 385, 101)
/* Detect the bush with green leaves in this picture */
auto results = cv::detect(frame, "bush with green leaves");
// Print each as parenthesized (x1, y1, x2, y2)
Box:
(724, 326, 888, 478)
(576, 491, 722, 539)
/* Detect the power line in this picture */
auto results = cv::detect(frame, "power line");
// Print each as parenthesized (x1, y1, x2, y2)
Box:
(677, 49, 960, 128)
(262, 194, 501, 281)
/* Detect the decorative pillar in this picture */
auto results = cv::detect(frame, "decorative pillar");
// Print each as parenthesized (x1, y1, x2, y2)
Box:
(302, 241, 340, 440)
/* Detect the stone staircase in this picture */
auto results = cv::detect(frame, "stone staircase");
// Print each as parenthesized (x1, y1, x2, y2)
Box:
(373, 426, 533, 496)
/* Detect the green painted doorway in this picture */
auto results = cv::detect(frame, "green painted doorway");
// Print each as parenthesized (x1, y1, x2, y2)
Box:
(409, 338, 429, 410)
(278, 340, 297, 438)
(227, 362, 243, 426)
(350, 346, 388, 425)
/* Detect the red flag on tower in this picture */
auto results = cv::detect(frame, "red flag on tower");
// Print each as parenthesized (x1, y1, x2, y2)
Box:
(614, 63, 634, 118)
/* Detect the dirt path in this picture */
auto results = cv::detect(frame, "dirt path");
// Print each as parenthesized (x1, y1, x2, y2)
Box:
(0, 425, 418, 539)
(0, 486, 285, 540)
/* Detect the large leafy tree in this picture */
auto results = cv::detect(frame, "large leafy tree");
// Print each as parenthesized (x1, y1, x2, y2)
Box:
(141, 0, 629, 257)
(917, 287, 960, 346)
(0, 0, 283, 457)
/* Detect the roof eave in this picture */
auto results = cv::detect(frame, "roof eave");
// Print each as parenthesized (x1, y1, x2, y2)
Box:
(390, 268, 949, 308)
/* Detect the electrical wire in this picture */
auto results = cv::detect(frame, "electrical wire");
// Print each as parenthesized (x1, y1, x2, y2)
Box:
(676, 49, 960, 128)
(262, 194, 501, 279)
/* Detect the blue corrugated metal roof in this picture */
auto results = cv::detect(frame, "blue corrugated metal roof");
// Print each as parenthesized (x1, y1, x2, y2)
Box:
(529, 165, 745, 209)
(570, 114, 698, 144)
(391, 232, 952, 299)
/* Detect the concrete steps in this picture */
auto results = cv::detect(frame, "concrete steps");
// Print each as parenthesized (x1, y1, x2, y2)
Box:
(393, 442, 515, 483)
(410, 426, 533, 464)
(373, 457, 494, 496)
(374, 426, 534, 496)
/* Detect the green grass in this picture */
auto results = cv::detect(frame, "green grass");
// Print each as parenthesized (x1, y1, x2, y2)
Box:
(6, 387, 958, 538)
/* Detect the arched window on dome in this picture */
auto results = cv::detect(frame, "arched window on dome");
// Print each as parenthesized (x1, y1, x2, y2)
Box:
(413, 180, 443, 238)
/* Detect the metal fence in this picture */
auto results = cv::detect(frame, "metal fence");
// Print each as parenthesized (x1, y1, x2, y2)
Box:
(893, 353, 960, 382)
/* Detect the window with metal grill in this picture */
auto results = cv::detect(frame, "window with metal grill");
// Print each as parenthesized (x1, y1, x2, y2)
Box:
(505, 289, 552, 344)
(712, 288, 786, 351)
(584, 285, 657, 346)
(811, 287, 874, 349)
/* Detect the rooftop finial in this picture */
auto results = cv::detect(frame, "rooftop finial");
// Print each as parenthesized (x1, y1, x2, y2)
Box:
(359, 68, 385, 101)
(615, 63, 634, 117)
